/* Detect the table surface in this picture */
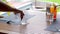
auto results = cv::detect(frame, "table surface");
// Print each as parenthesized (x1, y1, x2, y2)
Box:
(0, 10, 60, 34)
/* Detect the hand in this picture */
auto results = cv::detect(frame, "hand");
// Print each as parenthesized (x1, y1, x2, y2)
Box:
(20, 11, 24, 20)
(14, 10, 25, 20)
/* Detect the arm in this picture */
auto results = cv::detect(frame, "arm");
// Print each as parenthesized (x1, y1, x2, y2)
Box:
(0, 1, 24, 20)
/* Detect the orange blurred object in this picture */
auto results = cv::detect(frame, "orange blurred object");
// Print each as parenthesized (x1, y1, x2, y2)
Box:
(50, 3, 57, 20)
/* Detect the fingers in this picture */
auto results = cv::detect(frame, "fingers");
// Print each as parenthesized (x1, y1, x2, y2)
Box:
(20, 12, 25, 20)
(14, 10, 25, 20)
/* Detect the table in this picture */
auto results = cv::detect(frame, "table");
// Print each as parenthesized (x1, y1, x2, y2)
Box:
(0, 10, 60, 34)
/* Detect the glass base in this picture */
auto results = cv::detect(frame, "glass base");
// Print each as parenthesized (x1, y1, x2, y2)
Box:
(20, 23, 29, 25)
